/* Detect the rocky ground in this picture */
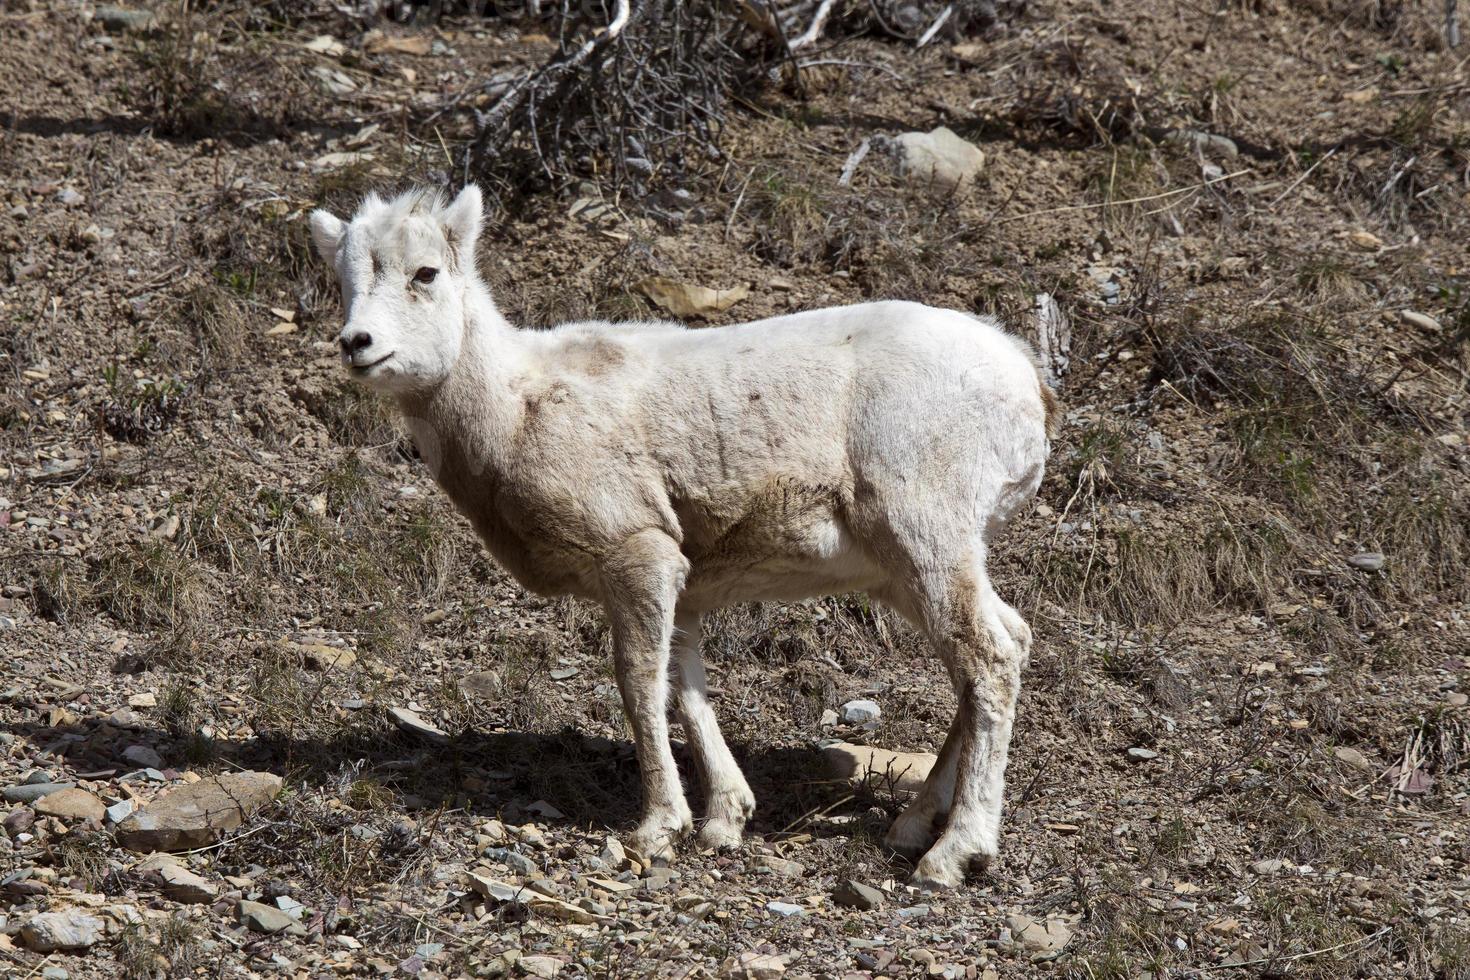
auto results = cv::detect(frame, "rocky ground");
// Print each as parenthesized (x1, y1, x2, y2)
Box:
(2, 1, 1469, 978)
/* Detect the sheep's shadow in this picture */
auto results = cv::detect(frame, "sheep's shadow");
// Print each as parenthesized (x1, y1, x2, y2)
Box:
(9, 112, 339, 147)
(0, 714, 869, 845)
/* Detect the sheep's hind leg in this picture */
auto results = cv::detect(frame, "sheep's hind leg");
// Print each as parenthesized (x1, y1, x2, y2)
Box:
(910, 556, 1026, 891)
(602, 531, 694, 864)
(884, 708, 963, 858)
(673, 612, 755, 850)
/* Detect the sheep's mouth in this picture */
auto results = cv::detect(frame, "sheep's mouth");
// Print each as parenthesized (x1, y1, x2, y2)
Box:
(349, 352, 394, 375)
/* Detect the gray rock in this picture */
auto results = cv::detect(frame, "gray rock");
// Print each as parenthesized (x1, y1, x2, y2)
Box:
(95, 5, 158, 31)
(157, 863, 218, 904)
(1348, 552, 1385, 571)
(239, 900, 304, 935)
(2, 782, 75, 804)
(1006, 913, 1073, 953)
(105, 799, 136, 823)
(840, 699, 881, 725)
(122, 745, 164, 769)
(21, 911, 106, 952)
(115, 771, 282, 852)
(1126, 747, 1159, 762)
(390, 707, 449, 745)
(1400, 310, 1442, 332)
(1166, 129, 1239, 159)
(832, 879, 885, 910)
(765, 900, 805, 917)
(484, 847, 537, 875)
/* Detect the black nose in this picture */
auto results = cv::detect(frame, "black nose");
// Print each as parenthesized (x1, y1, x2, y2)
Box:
(339, 332, 372, 355)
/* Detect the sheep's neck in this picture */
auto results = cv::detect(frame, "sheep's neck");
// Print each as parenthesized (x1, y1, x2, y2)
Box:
(396, 287, 524, 503)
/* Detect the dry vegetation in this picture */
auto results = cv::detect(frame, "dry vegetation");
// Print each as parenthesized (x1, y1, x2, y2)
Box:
(1, 0, 1468, 978)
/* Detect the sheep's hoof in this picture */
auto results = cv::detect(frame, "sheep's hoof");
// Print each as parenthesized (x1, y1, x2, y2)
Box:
(627, 825, 683, 866)
(696, 818, 744, 852)
(909, 854, 963, 892)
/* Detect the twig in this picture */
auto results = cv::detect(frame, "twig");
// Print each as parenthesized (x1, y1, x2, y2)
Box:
(998, 168, 1253, 222)
(1268, 146, 1338, 208)
(838, 138, 872, 186)
(916, 4, 953, 47)
(789, 0, 835, 49)
(1200, 925, 1392, 971)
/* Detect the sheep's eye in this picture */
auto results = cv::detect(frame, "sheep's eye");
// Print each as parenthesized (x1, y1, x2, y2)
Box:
(413, 267, 438, 284)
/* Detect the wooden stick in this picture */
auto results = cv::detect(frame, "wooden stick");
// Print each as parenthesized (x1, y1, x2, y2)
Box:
(790, 0, 836, 49)
(997, 168, 1252, 222)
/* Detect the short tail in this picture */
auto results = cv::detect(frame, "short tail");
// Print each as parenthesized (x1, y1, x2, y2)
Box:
(1039, 377, 1062, 442)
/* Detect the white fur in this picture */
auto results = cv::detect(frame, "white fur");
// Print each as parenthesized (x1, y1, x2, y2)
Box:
(308, 185, 1056, 888)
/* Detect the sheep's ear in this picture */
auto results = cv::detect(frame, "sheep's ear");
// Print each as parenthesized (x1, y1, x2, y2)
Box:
(308, 209, 346, 270)
(442, 184, 484, 270)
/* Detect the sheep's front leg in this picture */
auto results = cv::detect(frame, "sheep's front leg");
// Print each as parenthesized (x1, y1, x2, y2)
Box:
(602, 531, 693, 864)
(673, 612, 755, 850)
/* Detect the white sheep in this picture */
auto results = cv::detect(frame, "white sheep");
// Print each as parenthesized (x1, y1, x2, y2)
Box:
(307, 185, 1057, 889)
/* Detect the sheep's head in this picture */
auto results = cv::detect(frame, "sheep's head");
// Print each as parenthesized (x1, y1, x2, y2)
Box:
(308, 185, 483, 394)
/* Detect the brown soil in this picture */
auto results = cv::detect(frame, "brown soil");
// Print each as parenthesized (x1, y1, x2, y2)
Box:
(1, 2, 1468, 978)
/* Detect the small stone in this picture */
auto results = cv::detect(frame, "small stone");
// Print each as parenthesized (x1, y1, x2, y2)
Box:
(1126, 747, 1159, 762)
(720, 951, 787, 979)
(1446, 691, 1468, 708)
(819, 709, 838, 727)
(1252, 859, 1287, 874)
(122, 745, 164, 769)
(484, 847, 537, 875)
(765, 900, 805, 917)
(21, 911, 106, 952)
(34, 788, 106, 822)
(55, 188, 84, 207)
(519, 955, 563, 978)
(754, 855, 805, 877)
(1006, 913, 1072, 954)
(390, 707, 449, 745)
(526, 800, 564, 819)
(840, 699, 881, 725)
(1400, 310, 1442, 332)
(598, 836, 627, 869)
(157, 863, 218, 904)
(4, 807, 36, 836)
(1348, 552, 1385, 571)
(94, 5, 157, 32)
(128, 692, 157, 708)
(105, 799, 136, 824)
(239, 900, 304, 935)
(832, 879, 885, 910)
(1333, 746, 1373, 771)
(889, 127, 985, 192)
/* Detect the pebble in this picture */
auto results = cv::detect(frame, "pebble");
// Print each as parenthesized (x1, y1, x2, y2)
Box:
(239, 900, 305, 935)
(765, 900, 805, 917)
(832, 879, 885, 910)
(1348, 551, 1385, 571)
(122, 745, 164, 769)
(754, 855, 805, 877)
(1400, 310, 1442, 332)
(390, 707, 450, 745)
(840, 699, 881, 724)
(1127, 747, 1159, 762)
(484, 847, 537, 875)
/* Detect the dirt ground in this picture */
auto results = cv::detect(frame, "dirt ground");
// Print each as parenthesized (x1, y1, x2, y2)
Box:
(2, 1, 1468, 977)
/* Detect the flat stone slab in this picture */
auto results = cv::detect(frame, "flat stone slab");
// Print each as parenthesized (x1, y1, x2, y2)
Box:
(115, 771, 282, 852)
